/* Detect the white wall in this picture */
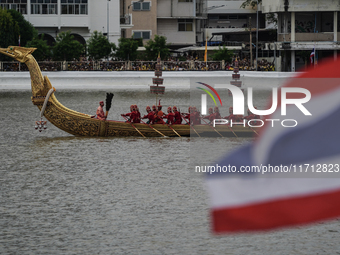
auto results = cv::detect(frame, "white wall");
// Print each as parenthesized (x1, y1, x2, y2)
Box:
(23, 0, 120, 46)
(262, 0, 340, 13)
(158, 19, 196, 45)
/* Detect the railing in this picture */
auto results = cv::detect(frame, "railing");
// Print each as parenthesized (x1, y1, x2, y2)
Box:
(0, 60, 276, 72)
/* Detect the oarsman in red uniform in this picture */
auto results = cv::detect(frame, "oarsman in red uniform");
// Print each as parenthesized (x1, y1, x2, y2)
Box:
(155, 102, 165, 124)
(243, 107, 260, 125)
(173, 106, 182, 124)
(157, 100, 164, 117)
(95, 101, 107, 120)
(191, 106, 201, 125)
(121, 104, 136, 122)
(152, 105, 157, 116)
(142, 105, 155, 124)
(163, 106, 175, 124)
(133, 104, 141, 123)
(224, 106, 243, 123)
(203, 107, 214, 124)
(182, 106, 192, 124)
(213, 106, 222, 119)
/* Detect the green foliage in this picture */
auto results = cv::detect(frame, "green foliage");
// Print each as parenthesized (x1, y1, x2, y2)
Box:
(211, 45, 233, 62)
(26, 34, 51, 61)
(115, 37, 139, 61)
(52, 31, 84, 61)
(144, 35, 170, 60)
(0, 8, 19, 60)
(0, 8, 19, 47)
(7, 9, 36, 47)
(87, 31, 116, 60)
(240, 0, 262, 9)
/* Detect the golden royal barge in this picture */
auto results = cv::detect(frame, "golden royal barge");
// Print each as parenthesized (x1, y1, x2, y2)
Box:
(0, 46, 258, 138)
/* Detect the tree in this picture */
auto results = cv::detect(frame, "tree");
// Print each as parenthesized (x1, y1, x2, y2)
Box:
(115, 38, 139, 61)
(240, 0, 277, 25)
(7, 9, 36, 47)
(26, 34, 51, 61)
(240, 0, 262, 9)
(0, 8, 19, 47)
(211, 45, 233, 62)
(87, 31, 116, 60)
(52, 31, 84, 61)
(144, 35, 170, 60)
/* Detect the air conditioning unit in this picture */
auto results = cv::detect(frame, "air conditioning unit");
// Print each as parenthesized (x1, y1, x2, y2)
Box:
(120, 17, 126, 24)
(282, 42, 291, 49)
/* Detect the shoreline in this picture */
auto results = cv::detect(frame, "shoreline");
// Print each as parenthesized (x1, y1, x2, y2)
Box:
(0, 71, 300, 90)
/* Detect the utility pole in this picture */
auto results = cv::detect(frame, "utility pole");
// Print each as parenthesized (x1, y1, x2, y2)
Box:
(107, 0, 111, 41)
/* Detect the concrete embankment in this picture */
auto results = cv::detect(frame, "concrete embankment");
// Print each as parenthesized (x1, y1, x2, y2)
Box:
(0, 71, 300, 90)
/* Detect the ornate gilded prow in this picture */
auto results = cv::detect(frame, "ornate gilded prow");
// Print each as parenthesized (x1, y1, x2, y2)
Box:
(0, 46, 36, 63)
(0, 46, 49, 97)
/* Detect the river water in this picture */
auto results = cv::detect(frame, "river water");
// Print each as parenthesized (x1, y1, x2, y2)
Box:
(1, 88, 340, 254)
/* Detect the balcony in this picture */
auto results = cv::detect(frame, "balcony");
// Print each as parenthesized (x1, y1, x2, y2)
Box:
(278, 32, 337, 42)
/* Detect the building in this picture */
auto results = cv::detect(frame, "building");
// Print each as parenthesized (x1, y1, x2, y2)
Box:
(119, 0, 207, 48)
(120, 0, 157, 42)
(0, 0, 121, 46)
(262, 0, 340, 71)
(157, 0, 207, 48)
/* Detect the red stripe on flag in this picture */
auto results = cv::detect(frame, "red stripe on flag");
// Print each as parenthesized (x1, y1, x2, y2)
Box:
(212, 188, 340, 233)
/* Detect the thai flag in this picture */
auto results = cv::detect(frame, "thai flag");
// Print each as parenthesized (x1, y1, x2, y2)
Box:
(310, 48, 315, 64)
(207, 56, 340, 233)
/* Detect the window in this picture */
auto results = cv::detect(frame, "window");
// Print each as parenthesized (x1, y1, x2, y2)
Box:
(133, 31, 151, 40)
(178, 0, 193, 2)
(31, 0, 57, 14)
(0, 0, 27, 14)
(178, 19, 193, 31)
(61, 0, 87, 14)
(132, 1, 150, 11)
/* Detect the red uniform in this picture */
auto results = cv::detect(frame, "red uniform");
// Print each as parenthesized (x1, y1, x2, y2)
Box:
(244, 114, 261, 125)
(142, 112, 155, 124)
(122, 111, 136, 122)
(213, 106, 221, 120)
(213, 112, 222, 119)
(203, 107, 214, 123)
(173, 111, 182, 124)
(191, 111, 201, 125)
(224, 114, 242, 122)
(203, 113, 215, 122)
(134, 110, 141, 123)
(183, 113, 191, 123)
(163, 112, 175, 124)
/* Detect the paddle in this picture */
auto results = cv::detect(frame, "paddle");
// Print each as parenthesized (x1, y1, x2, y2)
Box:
(165, 122, 181, 137)
(227, 123, 238, 137)
(140, 119, 167, 137)
(105, 93, 114, 117)
(121, 115, 146, 138)
(199, 114, 224, 137)
(181, 113, 201, 137)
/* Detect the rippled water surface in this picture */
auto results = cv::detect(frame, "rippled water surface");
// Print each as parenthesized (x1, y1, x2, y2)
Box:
(1, 89, 340, 254)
